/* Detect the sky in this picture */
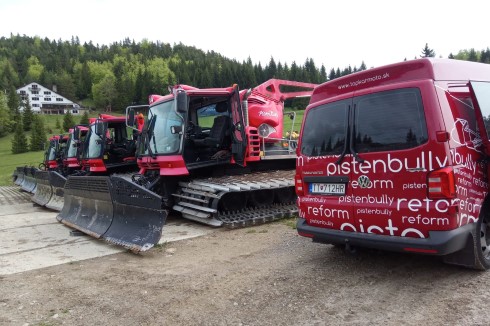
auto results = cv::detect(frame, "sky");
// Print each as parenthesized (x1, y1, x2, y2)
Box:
(1, 0, 489, 71)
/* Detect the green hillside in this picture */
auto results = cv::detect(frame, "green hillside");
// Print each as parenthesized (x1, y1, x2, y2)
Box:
(1, 133, 44, 185)
(0, 113, 97, 186)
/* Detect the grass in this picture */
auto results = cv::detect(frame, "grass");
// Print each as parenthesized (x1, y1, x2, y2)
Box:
(0, 112, 102, 186)
(281, 216, 298, 229)
(0, 133, 44, 185)
(153, 242, 167, 250)
(283, 109, 304, 135)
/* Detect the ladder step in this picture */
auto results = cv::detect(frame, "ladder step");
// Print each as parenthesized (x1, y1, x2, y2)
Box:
(179, 188, 220, 199)
(172, 193, 209, 204)
(178, 181, 218, 193)
(181, 212, 222, 227)
(173, 205, 211, 218)
(175, 201, 217, 213)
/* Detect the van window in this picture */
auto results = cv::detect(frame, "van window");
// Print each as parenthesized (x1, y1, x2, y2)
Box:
(301, 100, 349, 156)
(470, 81, 490, 139)
(446, 89, 478, 146)
(354, 88, 428, 153)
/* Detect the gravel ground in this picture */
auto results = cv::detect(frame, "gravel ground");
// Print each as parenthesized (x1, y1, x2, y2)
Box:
(1, 217, 490, 326)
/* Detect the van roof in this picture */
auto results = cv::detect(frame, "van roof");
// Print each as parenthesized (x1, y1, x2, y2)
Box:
(310, 58, 490, 104)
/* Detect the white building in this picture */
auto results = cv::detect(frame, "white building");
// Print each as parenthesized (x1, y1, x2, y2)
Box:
(16, 83, 83, 115)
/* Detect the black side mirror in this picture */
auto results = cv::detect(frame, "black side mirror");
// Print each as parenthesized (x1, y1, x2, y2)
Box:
(127, 108, 135, 127)
(95, 121, 104, 136)
(73, 128, 80, 141)
(176, 91, 188, 114)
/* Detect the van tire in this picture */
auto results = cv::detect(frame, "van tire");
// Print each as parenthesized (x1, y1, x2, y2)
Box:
(474, 211, 490, 270)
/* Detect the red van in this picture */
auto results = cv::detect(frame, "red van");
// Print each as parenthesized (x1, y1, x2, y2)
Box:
(295, 58, 490, 269)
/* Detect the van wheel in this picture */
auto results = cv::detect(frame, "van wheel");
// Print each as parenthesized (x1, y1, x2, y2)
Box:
(475, 212, 490, 270)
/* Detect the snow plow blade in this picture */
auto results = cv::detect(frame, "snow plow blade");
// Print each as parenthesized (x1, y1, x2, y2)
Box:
(103, 175, 167, 252)
(14, 167, 25, 186)
(21, 167, 38, 193)
(57, 175, 166, 252)
(45, 171, 67, 211)
(57, 176, 114, 238)
(31, 170, 52, 206)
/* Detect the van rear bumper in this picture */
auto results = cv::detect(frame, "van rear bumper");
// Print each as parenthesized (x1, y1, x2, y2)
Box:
(296, 218, 474, 255)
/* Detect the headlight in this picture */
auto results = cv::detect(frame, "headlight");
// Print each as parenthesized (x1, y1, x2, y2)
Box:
(258, 123, 276, 138)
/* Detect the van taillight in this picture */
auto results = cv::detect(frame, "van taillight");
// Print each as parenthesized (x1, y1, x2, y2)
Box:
(295, 174, 304, 196)
(427, 167, 456, 199)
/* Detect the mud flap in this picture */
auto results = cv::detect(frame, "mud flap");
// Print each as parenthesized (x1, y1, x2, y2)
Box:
(45, 172, 67, 211)
(31, 171, 53, 206)
(103, 175, 167, 252)
(57, 176, 114, 238)
(20, 167, 38, 193)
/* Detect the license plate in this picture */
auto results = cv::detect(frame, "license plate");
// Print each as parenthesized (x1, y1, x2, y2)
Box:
(309, 183, 345, 195)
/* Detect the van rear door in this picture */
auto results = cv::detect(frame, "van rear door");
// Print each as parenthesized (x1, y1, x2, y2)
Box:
(349, 86, 432, 238)
(298, 98, 355, 230)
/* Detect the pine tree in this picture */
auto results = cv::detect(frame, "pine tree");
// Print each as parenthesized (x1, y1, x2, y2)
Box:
(22, 97, 34, 131)
(11, 118, 29, 154)
(7, 86, 19, 114)
(421, 43, 436, 57)
(29, 115, 47, 151)
(480, 48, 490, 63)
(266, 57, 277, 79)
(55, 117, 61, 130)
(7, 86, 21, 132)
(320, 65, 327, 82)
(468, 48, 478, 62)
(0, 91, 10, 137)
(77, 61, 92, 99)
(62, 111, 75, 131)
(79, 110, 89, 125)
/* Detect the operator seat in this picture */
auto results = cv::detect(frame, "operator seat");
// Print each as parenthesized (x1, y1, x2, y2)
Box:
(109, 138, 135, 159)
(193, 102, 230, 148)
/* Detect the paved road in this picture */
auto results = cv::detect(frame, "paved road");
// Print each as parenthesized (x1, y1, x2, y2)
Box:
(0, 186, 215, 275)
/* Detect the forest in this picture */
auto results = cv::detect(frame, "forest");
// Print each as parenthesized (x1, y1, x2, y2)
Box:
(0, 34, 348, 113)
(0, 34, 489, 152)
